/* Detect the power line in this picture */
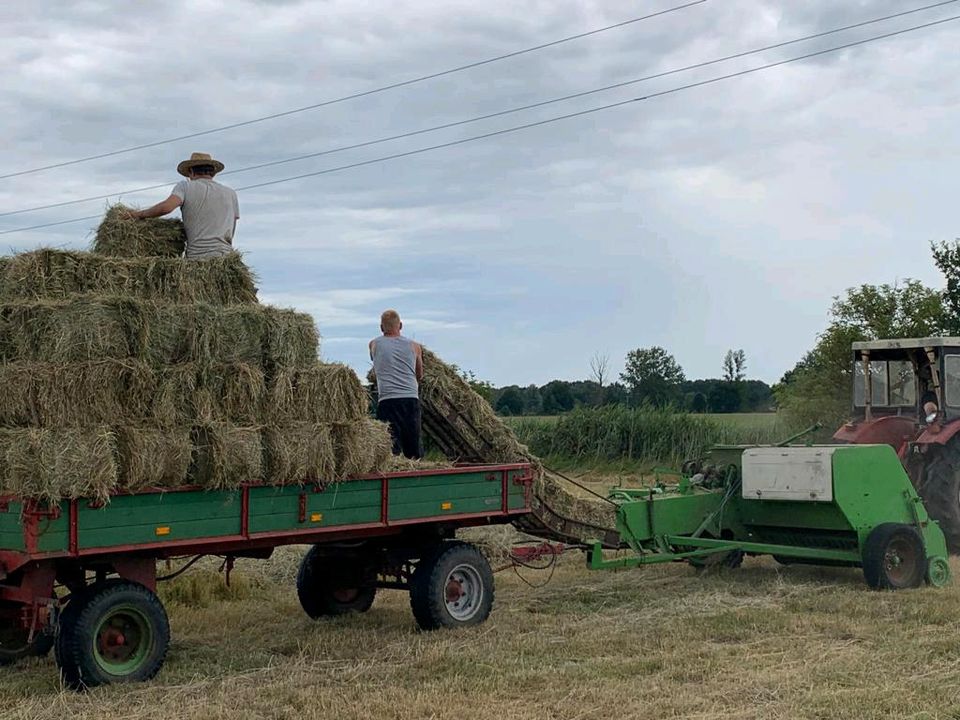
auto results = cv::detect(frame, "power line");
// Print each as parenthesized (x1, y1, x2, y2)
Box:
(2, 13, 957, 237)
(0, 1, 707, 181)
(3, 0, 954, 220)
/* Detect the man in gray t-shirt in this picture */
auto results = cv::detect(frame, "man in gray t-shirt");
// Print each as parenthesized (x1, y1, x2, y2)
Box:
(128, 152, 239, 259)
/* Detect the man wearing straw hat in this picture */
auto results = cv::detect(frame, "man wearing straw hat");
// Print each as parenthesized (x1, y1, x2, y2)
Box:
(128, 152, 239, 259)
(370, 310, 424, 459)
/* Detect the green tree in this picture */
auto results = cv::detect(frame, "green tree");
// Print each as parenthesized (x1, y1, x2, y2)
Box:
(708, 383, 742, 413)
(495, 386, 524, 416)
(722, 349, 746, 382)
(777, 280, 948, 428)
(691, 392, 708, 413)
(620, 346, 686, 407)
(541, 381, 575, 414)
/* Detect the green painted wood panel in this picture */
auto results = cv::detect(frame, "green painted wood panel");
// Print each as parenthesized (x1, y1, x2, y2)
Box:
(248, 482, 381, 534)
(78, 491, 241, 549)
(0, 500, 68, 553)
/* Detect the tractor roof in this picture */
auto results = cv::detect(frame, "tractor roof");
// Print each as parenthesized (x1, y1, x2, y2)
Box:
(852, 337, 960, 352)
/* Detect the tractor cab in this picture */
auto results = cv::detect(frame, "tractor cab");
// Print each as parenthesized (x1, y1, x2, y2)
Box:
(835, 337, 960, 451)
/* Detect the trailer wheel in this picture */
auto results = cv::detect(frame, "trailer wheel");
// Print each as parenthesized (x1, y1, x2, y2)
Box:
(296, 545, 377, 619)
(56, 581, 169, 689)
(0, 623, 54, 666)
(862, 523, 927, 590)
(409, 541, 494, 631)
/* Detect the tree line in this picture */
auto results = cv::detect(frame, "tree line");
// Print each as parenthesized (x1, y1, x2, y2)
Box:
(487, 348, 773, 416)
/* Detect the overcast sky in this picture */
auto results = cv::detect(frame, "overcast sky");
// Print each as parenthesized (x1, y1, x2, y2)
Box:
(2, 0, 959, 386)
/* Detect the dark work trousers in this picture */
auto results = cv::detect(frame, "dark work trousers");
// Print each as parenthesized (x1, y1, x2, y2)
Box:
(376, 398, 423, 459)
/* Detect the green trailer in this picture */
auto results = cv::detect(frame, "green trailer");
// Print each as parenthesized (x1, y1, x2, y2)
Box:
(586, 444, 952, 590)
(0, 463, 534, 688)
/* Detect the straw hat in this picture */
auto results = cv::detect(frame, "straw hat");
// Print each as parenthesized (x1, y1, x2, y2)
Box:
(177, 152, 225, 177)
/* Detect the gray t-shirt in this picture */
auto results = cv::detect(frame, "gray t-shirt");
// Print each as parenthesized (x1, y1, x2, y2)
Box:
(171, 178, 240, 259)
(371, 336, 419, 401)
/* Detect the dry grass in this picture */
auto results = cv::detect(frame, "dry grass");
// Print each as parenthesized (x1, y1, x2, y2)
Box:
(91, 205, 186, 258)
(0, 249, 258, 305)
(2, 537, 960, 719)
(116, 426, 193, 491)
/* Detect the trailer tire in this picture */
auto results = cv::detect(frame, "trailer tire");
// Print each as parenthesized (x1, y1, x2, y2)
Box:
(57, 581, 169, 689)
(0, 622, 54, 666)
(409, 541, 494, 631)
(296, 546, 377, 619)
(862, 523, 927, 590)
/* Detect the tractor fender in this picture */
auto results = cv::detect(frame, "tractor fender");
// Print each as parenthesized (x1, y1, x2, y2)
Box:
(832, 415, 917, 451)
(914, 421, 960, 448)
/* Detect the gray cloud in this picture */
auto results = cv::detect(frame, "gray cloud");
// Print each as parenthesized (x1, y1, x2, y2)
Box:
(2, 0, 959, 385)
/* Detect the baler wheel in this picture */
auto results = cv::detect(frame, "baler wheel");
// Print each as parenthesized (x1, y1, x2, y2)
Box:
(296, 545, 377, 618)
(862, 523, 926, 590)
(0, 624, 53, 666)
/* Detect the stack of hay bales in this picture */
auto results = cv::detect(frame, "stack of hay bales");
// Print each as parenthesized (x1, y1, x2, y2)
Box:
(0, 205, 392, 503)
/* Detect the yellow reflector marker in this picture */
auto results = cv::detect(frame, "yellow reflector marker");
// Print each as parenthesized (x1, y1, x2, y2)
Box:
(310, 512, 323, 523)
(441, 502, 453, 511)
(155, 526, 171, 536)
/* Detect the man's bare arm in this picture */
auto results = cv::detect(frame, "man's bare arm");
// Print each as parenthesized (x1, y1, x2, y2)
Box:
(369, 339, 376, 361)
(131, 195, 183, 219)
(414, 342, 424, 382)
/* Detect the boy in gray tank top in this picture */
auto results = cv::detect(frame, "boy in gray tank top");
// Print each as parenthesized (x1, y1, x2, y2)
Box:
(126, 152, 239, 259)
(370, 310, 424, 459)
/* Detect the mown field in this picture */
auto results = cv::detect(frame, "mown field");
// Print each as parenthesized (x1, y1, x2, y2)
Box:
(2, 536, 959, 720)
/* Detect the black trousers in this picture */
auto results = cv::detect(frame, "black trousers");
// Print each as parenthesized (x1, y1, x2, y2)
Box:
(376, 398, 423, 459)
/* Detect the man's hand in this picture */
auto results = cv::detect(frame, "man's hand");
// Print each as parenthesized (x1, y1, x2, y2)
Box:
(123, 208, 142, 220)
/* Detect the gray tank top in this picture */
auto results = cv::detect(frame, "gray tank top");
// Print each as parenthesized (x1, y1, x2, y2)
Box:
(371, 336, 419, 401)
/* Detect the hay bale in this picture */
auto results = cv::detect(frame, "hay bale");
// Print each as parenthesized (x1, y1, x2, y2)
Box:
(268, 363, 368, 424)
(0, 427, 118, 503)
(191, 423, 262, 489)
(153, 363, 265, 426)
(116, 426, 192, 490)
(0, 249, 257, 305)
(185, 304, 266, 367)
(262, 307, 319, 368)
(92, 205, 186, 258)
(330, 419, 393, 479)
(0, 298, 147, 363)
(0, 360, 154, 427)
(262, 423, 336, 486)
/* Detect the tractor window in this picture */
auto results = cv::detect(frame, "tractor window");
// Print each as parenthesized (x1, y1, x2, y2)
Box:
(945, 356, 960, 407)
(854, 361, 889, 407)
(888, 360, 916, 407)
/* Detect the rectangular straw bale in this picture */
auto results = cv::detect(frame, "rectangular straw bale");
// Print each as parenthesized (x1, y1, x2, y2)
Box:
(116, 426, 192, 491)
(187, 304, 266, 367)
(0, 298, 147, 363)
(153, 363, 265, 426)
(0, 427, 118, 503)
(0, 249, 257, 305)
(330, 419, 392, 479)
(91, 205, 186, 258)
(190, 423, 262, 489)
(262, 423, 336, 486)
(0, 360, 154, 427)
(268, 363, 368, 424)
(262, 307, 319, 368)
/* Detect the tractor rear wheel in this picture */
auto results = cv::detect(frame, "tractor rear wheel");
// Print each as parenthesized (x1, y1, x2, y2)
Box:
(862, 523, 927, 590)
(920, 440, 960, 554)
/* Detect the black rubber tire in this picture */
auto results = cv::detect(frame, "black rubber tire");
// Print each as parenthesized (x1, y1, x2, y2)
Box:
(56, 581, 170, 689)
(296, 545, 377, 619)
(862, 523, 927, 590)
(409, 541, 494, 631)
(0, 625, 54, 666)
(920, 441, 960, 554)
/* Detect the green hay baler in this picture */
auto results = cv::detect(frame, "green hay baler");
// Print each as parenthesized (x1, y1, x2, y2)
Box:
(586, 443, 951, 590)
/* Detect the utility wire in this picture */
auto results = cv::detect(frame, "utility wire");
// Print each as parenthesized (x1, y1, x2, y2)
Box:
(3, 13, 958, 237)
(0, 1, 707, 181)
(3, 0, 954, 220)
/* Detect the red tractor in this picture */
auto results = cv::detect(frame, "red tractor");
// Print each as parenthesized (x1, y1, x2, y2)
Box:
(834, 337, 960, 552)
